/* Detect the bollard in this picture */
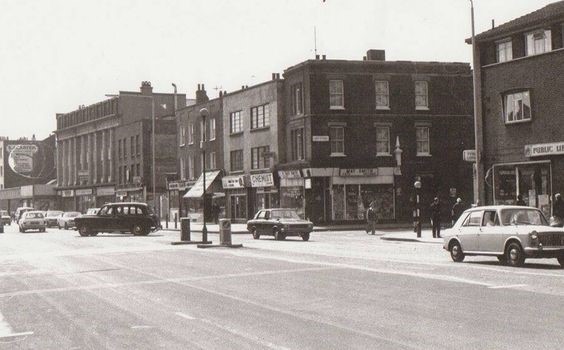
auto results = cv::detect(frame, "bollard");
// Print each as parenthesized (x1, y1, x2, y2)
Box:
(219, 219, 232, 245)
(174, 213, 178, 229)
(165, 214, 169, 229)
(180, 218, 191, 241)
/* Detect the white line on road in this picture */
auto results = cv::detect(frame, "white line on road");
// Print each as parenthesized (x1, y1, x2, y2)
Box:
(0, 311, 33, 339)
(488, 284, 528, 289)
(130, 325, 155, 329)
(174, 312, 195, 320)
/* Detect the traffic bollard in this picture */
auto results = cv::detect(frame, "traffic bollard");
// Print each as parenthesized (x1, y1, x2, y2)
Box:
(174, 213, 178, 229)
(180, 218, 191, 241)
(165, 214, 169, 229)
(219, 219, 232, 245)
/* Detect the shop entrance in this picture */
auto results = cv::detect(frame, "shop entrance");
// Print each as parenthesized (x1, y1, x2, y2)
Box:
(230, 194, 247, 221)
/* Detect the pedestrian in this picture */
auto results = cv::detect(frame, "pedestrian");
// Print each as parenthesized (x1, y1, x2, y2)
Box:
(365, 202, 378, 235)
(430, 197, 441, 238)
(516, 194, 526, 206)
(451, 197, 464, 225)
(552, 193, 564, 226)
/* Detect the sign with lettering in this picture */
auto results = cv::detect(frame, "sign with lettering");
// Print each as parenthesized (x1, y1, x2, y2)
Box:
(524, 142, 564, 157)
(59, 189, 74, 197)
(278, 170, 302, 179)
(96, 187, 115, 196)
(250, 173, 274, 187)
(222, 175, 246, 189)
(168, 181, 190, 191)
(339, 168, 378, 177)
(463, 150, 476, 162)
(312, 135, 329, 142)
(76, 188, 93, 196)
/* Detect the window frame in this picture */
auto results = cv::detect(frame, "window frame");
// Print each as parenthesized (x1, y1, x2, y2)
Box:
(250, 104, 270, 130)
(188, 154, 195, 180)
(414, 81, 429, 110)
(251, 145, 270, 170)
(209, 151, 216, 169)
(291, 83, 304, 115)
(329, 79, 345, 110)
(230, 111, 243, 134)
(209, 118, 216, 141)
(329, 126, 345, 156)
(375, 125, 391, 156)
(525, 29, 552, 56)
(496, 38, 513, 63)
(375, 80, 390, 110)
(415, 125, 431, 156)
(503, 90, 532, 124)
(188, 124, 194, 145)
(230, 149, 244, 171)
(291, 128, 305, 161)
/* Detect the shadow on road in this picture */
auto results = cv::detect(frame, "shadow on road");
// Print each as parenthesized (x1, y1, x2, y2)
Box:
(467, 260, 562, 270)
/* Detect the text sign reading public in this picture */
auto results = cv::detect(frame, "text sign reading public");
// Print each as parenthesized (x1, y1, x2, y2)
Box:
(524, 142, 564, 157)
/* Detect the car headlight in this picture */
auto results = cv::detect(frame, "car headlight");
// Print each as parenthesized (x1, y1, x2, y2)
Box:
(529, 231, 538, 245)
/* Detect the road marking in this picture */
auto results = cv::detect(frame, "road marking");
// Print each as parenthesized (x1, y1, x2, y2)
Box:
(131, 325, 154, 329)
(488, 284, 527, 289)
(0, 311, 33, 339)
(174, 312, 195, 320)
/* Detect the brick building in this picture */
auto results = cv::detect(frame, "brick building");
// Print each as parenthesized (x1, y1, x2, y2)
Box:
(278, 50, 474, 224)
(55, 81, 186, 213)
(470, 1, 564, 217)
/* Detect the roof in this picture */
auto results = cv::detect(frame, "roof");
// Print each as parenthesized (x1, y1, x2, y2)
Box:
(469, 1, 564, 43)
(465, 205, 541, 211)
(104, 202, 148, 206)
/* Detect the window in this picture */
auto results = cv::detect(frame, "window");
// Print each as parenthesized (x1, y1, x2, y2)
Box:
(504, 91, 531, 123)
(180, 156, 185, 180)
(230, 111, 243, 134)
(131, 136, 135, 158)
(209, 118, 216, 140)
(180, 127, 186, 146)
(136, 164, 140, 179)
(329, 126, 345, 155)
(118, 139, 122, 159)
(251, 146, 270, 169)
(496, 39, 513, 63)
(416, 126, 430, 156)
(188, 124, 194, 144)
(375, 126, 390, 155)
(463, 211, 483, 227)
(291, 83, 303, 115)
(329, 80, 344, 109)
(526, 29, 551, 56)
(119, 166, 123, 184)
(188, 154, 194, 180)
(415, 81, 428, 110)
(124, 138, 128, 158)
(251, 104, 270, 129)
(230, 150, 243, 171)
(209, 152, 216, 169)
(136, 135, 140, 155)
(375, 81, 390, 109)
(291, 128, 305, 161)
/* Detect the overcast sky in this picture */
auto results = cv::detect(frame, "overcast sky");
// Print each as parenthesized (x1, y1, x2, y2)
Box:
(0, 0, 556, 140)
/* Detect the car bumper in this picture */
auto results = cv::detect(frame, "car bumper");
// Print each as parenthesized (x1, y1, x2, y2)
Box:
(22, 223, 46, 229)
(280, 227, 313, 236)
(1, 218, 10, 225)
(524, 247, 564, 258)
(46, 220, 58, 227)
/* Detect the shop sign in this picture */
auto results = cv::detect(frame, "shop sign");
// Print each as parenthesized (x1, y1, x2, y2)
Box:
(78, 170, 89, 180)
(278, 170, 302, 179)
(96, 186, 115, 196)
(21, 185, 33, 197)
(168, 180, 190, 191)
(222, 175, 246, 189)
(304, 178, 312, 189)
(312, 135, 329, 142)
(116, 190, 128, 197)
(524, 142, 564, 157)
(250, 173, 274, 187)
(339, 168, 378, 177)
(76, 188, 93, 196)
(463, 150, 476, 162)
(59, 189, 74, 197)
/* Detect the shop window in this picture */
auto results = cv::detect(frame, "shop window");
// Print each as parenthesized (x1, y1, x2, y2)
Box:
(329, 80, 344, 109)
(329, 126, 345, 156)
(504, 91, 531, 123)
(375, 81, 390, 109)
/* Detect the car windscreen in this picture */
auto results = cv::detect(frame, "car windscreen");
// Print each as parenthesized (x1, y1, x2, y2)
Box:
(500, 208, 548, 226)
(270, 210, 300, 220)
(65, 212, 81, 217)
(47, 212, 63, 217)
(26, 212, 44, 219)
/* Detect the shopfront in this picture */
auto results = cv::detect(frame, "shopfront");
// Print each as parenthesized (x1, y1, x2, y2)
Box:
(250, 172, 278, 214)
(59, 189, 75, 211)
(95, 186, 115, 207)
(184, 171, 222, 222)
(76, 188, 95, 213)
(116, 186, 144, 203)
(222, 174, 248, 222)
(278, 170, 305, 219)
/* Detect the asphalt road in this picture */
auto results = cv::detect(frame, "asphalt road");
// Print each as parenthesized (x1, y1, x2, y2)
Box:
(1, 224, 563, 350)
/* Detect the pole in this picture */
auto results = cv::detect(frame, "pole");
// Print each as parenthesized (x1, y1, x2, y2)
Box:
(201, 109, 208, 242)
(470, 0, 484, 205)
(152, 98, 157, 215)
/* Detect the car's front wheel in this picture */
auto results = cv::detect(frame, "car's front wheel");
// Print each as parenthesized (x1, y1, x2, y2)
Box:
(274, 228, 285, 241)
(300, 233, 310, 241)
(132, 224, 149, 236)
(250, 227, 260, 240)
(506, 242, 525, 267)
(449, 241, 465, 262)
(78, 225, 90, 237)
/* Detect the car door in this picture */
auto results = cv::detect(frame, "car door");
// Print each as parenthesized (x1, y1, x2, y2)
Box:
(457, 210, 482, 252)
(478, 210, 504, 253)
(96, 205, 116, 231)
(255, 210, 266, 234)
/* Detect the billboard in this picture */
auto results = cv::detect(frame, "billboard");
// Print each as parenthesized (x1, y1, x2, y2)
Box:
(2, 135, 56, 188)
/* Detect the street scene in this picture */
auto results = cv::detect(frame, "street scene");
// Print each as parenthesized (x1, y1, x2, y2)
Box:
(1, 0, 564, 349)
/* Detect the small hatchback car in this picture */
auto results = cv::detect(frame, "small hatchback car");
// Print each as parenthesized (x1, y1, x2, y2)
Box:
(19, 211, 46, 233)
(247, 208, 314, 241)
(443, 205, 564, 267)
(74, 202, 159, 237)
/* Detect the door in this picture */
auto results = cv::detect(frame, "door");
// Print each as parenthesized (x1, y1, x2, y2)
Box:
(478, 210, 504, 253)
(458, 210, 482, 252)
(97, 205, 118, 231)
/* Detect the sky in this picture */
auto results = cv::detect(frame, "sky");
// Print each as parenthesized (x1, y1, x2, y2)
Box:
(0, 0, 557, 140)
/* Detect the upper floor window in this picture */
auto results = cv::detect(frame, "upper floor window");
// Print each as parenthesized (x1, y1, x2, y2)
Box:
(526, 29, 551, 56)
(136, 135, 140, 155)
(504, 91, 531, 123)
(188, 154, 195, 180)
(415, 81, 429, 110)
(291, 128, 305, 161)
(208, 152, 216, 169)
(118, 139, 122, 159)
(416, 126, 431, 156)
(251, 104, 270, 129)
(230, 111, 243, 134)
(375, 81, 390, 109)
(329, 80, 344, 109)
(188, 124, 194, 145)
(375, 126, 390, 156)
(251, 146, 270, 169)
(496, 39, 513, 63)
(209, 118, 216, 140)
(230, 149, 244, 171)
(291, 83, 304, 115)
(130, 136, 135, 158)
(329, 126, 345, 156)
(179, 156, 185, 180)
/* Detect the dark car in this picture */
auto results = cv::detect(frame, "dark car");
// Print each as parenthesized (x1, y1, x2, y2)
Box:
(74, 202, 159, 237)
(247, 208, 314, 241)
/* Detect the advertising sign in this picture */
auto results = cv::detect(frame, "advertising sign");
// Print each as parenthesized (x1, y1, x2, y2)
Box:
(339, 168, 378, 177)
(278, 170, 302, 179)
(524, 142, 564, 157)
(250, 173, 274, 187)
(2, 136, 56, 187)
(222, 175, 246, 189)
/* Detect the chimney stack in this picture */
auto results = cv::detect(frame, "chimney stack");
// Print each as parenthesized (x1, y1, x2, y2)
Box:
(140, 81, 153, 95)
(322, 54, 326, 60)
(195, 83, 209, 104)
(366, 49, 385, 61)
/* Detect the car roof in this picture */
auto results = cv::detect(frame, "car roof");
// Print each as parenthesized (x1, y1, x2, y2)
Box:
(260, 208, 294, 212)
(104, 202, 148, 207)
(465, 205, 540, 211)
(25, 211, 44, 214)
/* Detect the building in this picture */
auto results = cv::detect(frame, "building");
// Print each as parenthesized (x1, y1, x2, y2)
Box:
(54, 81, 186, 213)
(0, 135, 57, 212)
(470, 1, 564, 217)
(279, 50, 474, 224)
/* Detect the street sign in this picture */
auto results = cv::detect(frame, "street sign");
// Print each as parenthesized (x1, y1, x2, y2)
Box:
(463, 150, 476, 162)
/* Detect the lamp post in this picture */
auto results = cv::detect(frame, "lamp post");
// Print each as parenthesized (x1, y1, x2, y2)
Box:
(151, 97, 156, 216)
(414, 180, 422, 238)
(200, 107, 209, 242)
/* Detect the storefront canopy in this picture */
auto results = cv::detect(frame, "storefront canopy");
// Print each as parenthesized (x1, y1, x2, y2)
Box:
(183, 171, 221, 198)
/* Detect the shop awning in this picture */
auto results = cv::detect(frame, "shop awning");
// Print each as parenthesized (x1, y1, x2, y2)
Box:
(183, 171, 221, 198)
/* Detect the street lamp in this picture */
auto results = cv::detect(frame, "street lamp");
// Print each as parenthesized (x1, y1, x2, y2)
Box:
(151, 97, 156, 216)
(414, 180, 422, 238)
(200, 107, 209, 243)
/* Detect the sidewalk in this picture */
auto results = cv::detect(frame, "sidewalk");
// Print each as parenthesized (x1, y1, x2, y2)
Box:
(379, 229, 444, 244)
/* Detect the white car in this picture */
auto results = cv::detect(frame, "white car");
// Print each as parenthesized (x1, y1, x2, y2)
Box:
(57, 211, 81, 229)
(443, 205, 564, 267)
(19, 211, 46, 233)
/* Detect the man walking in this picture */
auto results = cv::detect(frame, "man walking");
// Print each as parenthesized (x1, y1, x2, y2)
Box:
(366, 202, 378, 235)
(430, 197, 442, 238)
(553, 193, 564, 226)
(451, 197, 464, 225)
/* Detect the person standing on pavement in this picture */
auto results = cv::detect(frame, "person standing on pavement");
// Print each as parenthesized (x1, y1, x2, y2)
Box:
(516, 194, 526, 206)
(430, 197, 442, 238)
(451, 197, 464, 225)
(366, 202, 378, 235)
(552, 193, 564, 226)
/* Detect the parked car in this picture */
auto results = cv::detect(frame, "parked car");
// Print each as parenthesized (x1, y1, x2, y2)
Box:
(19, 211, 46, 232)
(58, 211, 82, 229)
(0, 210, 11, 225)
(85, 208, 100, 215)
(443, 205, 564, 267)
(45, 210, 64, 228)
(15, 206, 35, 224)
(247, 208, 314, 241)
(74, 202, 159, 237)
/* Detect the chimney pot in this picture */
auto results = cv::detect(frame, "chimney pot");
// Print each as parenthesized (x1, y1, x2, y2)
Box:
(315, 54, 320, 60)
(322, 54, 326, 60)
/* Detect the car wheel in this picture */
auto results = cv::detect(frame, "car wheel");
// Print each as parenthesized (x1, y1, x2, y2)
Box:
(497, 256, 506, 264)
(64, 223, 68, 230)
(90, 231, 99, 237)
(300, 233, 310, 241)
(40, 228, 45, 232)
(132, 224, 149, 236)
(506, 242, 525, 267)
(274, 228, 285, 241)
(19, 226, 24, 233)
(78, 225, 90, 237)
(449, 241, 465, 262)
(557, 256, 564, 268)
(250, 227, 260, 240)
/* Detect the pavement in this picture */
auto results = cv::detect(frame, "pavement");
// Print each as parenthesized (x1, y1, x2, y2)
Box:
(159, 220, 444, 244)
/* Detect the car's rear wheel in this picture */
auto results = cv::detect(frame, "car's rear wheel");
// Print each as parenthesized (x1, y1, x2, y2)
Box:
(274, 228, 285, 241)
(506, 242, 525, 267)
(19, 226, 25, 233)
(78, 225, 90, 237)
(250, 227, 260, 240)
(132, 224, 149, 236)
(449, 241, 465, 262)
(557, 256, 564, 268)
(300, 233, 310, 241)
